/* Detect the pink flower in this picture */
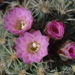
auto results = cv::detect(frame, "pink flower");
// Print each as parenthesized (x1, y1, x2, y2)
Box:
(14, 30, 49, 64)
(59, 41, 75, 59)
(4, 7, 33, 35)
(46, 20, 64, 40)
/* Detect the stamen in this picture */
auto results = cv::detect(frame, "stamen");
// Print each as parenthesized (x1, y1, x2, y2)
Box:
(16, 20, 26, 30)
(32, 42, 37, 48)
(20, 21, 26, 30)
(28, 41, 40, 54)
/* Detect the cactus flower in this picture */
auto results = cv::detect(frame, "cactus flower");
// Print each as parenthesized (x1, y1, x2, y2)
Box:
(14, 30, 49, 64)
(4, 7, 33, 35)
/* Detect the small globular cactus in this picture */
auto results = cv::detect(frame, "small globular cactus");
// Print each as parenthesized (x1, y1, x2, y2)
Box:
(0, 0, 75, 75)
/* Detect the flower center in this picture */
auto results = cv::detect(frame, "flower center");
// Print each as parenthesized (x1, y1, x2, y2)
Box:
(16, 20, 26, 31)
(69, 48, 74, 53)
(52, 26, 58, 33)
(28, 41, 40, 54)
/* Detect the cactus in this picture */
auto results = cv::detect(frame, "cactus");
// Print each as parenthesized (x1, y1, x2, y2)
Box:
(1, 0, 75, 75)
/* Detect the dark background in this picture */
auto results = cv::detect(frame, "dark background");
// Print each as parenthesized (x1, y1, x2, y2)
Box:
(0, 0, 22, 10)
(0, 0, 11, 10)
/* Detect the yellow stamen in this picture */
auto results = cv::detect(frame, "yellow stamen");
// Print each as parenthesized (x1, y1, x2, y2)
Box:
(28, 41, 40, 54)
(16, 20, 26, 31)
